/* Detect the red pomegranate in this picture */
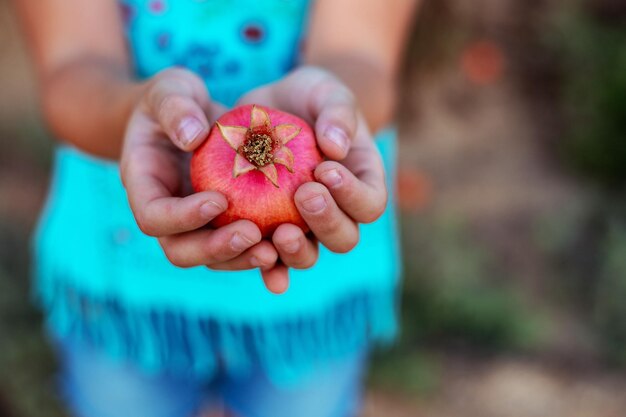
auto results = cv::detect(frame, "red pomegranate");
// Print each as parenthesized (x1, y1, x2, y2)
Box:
(191, 104, 323, 237)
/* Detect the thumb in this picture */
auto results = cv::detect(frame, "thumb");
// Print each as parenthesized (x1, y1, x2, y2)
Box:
(145, 69, 212, 151)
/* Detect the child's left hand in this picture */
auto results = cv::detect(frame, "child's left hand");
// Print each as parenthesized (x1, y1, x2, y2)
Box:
(238, 66, 389, 291)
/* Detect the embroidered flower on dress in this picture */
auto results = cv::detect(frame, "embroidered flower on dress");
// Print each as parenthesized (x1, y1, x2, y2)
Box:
(241, 21, 267, 45)
(155, 32, 172, 51)
(149, 0, 167, 14)
(176, 43, 221, 79)
(119, 3, 135, 27)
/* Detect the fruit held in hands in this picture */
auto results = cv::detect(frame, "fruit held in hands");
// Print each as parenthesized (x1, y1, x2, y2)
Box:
(191, 104, 323, 237)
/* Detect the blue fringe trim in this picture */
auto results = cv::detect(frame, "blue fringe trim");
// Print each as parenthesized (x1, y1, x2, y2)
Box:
(37, 278, 399, 385)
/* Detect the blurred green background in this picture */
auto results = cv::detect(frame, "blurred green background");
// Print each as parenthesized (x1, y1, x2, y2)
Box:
(1, 0, 626, 416)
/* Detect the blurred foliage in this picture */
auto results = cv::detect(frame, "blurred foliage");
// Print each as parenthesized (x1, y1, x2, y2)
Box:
(0, 223, 68, 417)
(532, 194, 626, 366)
(371, 215, 544, 396)
(369, 349, 441, 396)
(400, 217, 542, 351)
(0, 273, 67, 417)
(594, 215, 626, 365)
(532, 197, 604, 308)
(555, 1, 626, 187)
(547, 0, 626, 364)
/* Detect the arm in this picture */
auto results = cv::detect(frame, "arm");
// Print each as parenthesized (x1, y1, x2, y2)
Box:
(236, 0, 418, 292)
(14, 0, 281, 287)
(307, 0, 419, 132)
(13, 0, 140, 159)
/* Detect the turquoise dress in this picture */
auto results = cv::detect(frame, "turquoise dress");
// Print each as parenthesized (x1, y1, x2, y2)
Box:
(34, 0, 401, 384)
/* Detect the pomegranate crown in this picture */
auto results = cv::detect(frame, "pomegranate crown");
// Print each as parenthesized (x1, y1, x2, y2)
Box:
(216, 105, 301, 188)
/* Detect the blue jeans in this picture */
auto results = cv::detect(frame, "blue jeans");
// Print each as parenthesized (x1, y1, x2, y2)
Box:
(54, 336, 368, 417)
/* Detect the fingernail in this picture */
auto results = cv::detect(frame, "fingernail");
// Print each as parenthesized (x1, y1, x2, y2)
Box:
(230, 232, 255, 251)
(301, 195, 327, 214)
(178, 117, 205, 145)
(324, 126, 349, 153)
(320, 169, 342, 189)
(283, 239, 301, 254)
(200, 201, 224, 219)
(250, 256, 262, 267)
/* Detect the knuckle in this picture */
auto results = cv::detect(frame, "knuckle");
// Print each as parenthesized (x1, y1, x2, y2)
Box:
(174, 214, 194, 232)
(157, 67, 198, 84)
(338, 177, 360, 199)
(257, 254, 278, 270)
(163, 68, 206, 97)
(160, 241, 188, 268)
(333, 231, 359, 254)
(175, 67, 204, 86)
(165, 252, 187, 268)
(315, 213, 342, 235)
(312, 74, 353, 106)
(293, 66, 328, 85)
(335, 88, 356, 107)
(313, 79, 338, 102)
(295, 252, 318, 270)
(308, 66, 331, 78)
(361, 199, 387, 224)
(141, 202, 171, 236)
(158, 200, 178, 224)
(316, 161, 342, 177)
(308, 78, 339, 112)
(158, 237, 171, 252)
(135, 214, 158, 237)
(203, 239, 228, 264)
(359, 212, 378, 224)
(375, 197, 388, 218)
(162, 67, 191, 79)
(158, 94, 188, 118)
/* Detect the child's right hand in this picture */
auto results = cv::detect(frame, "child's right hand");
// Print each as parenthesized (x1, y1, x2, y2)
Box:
(120, 68, 282, 277)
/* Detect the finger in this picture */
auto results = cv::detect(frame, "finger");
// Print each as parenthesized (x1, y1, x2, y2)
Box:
(208, 241, 279, 271)
(261, 264, 290, 294)
(158, 220, 262, 267)
(136, 191, 227, 237)
(272, 224, 319, 269)
(146, 69, 213, 151)
(316, 115, 387, 223)
(315, 158, 387, 224)
(236, 84, 275, 108)
(243, 68, 359, 159)
(283, 68, 358, 160)
(295, 182, 359, 254)
(312, 89, 357, 160)
(151, 94, 210, 151)
(123, 150, 228, 237)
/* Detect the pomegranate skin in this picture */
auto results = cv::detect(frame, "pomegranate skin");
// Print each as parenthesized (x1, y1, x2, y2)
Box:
(191, 104, 323, 237)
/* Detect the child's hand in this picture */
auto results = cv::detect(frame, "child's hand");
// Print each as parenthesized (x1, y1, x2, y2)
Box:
(121, 68, 280, 275)
(238, 67, 388, 282)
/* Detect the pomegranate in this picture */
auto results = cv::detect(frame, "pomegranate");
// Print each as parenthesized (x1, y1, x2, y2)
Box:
(191, 104, 323, 237)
